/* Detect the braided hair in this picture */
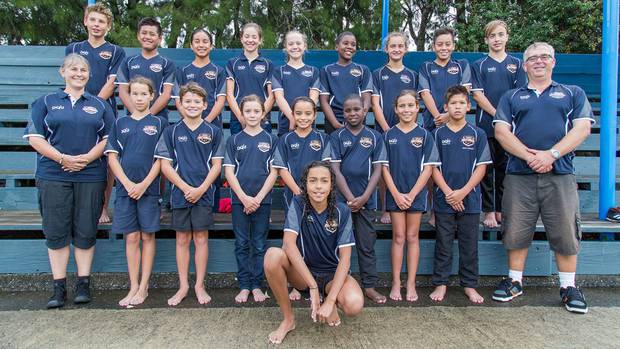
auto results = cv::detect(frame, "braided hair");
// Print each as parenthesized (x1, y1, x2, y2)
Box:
(299, 160, 338, 225)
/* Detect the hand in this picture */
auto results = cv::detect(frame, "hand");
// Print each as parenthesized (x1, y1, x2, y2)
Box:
(309, 288, 321, 322)
(316, 299, 335, 324)
(291, 186, 302, 196)
(243, 196, 261, 214)
(184, 186, 205, 204)
(446, 188, 467, 205)
(434, 113, 449, 127)
(61, 155, 88, 172)
(395, 193, 412, 210)
(450, 200, 465, 212)
(347, 197, 364, 212)
(122, 180, 137, 195)
(333, 122, 344, 129)
(128, 181, 148, 200)
(526, 149, 555, 173)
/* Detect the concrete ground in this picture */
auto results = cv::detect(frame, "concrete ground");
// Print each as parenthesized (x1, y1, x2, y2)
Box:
(1, 287, 619, 348)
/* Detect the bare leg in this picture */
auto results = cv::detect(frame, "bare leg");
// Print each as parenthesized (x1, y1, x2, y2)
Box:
(555, 253, 577, 273)
(131, 232, 155, 305)
(495, 212, 502, 224)
(193, 231, 211, 305)
(326, 275, 364, 325)
(120, 232, 140, 307)
(99, 171, 114, 223)
(379, 179, 391, 224)
(405, 213, 421, 302)
(389, 212, 405, 301)
(168, 232, 191, 306)
(48, 247, 70, 280)
(508, 248, 529, 272)
(74, 246, 95, 277)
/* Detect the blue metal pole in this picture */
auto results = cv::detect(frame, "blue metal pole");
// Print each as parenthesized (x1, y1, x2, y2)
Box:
(381, 0, 390, 49)
(599, 0, 618, 220)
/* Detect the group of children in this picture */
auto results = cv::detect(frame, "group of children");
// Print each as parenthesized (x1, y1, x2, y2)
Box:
(70, 3, 526, 332)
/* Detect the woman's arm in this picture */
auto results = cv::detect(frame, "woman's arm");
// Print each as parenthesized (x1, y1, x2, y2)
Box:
(226, 79, 244, 126)
(204, 95, 226, 124)
(275, 90, 295, 131)
(371, 95, 390, 131)
(278, 168, 302, 196)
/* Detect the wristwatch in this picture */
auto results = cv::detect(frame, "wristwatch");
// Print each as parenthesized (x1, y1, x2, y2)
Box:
(549, 148, 561, 160)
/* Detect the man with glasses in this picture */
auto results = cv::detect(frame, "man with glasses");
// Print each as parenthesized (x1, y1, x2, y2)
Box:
(491, 42, 594, 314)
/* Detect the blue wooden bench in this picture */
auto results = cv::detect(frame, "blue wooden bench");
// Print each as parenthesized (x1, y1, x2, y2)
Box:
(0, 46, 618, 275)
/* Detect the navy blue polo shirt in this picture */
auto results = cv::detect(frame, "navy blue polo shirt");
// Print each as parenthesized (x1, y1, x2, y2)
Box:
(173, 62, 227, 129)
(66, 40, 126, 111)
(24, 90, 115, 182)
(104, 114, 164, 197)
(319, 62, 373, 122)
(116, 53, 176, 120)
(331, 126, 388, 210)
(223, 130, 278, 205)
(471, 55, 527, 136)
(272, 129, 332, 205)
(226, 53, 273, 104)
(383, 125, 440, 198)
(271, 64, 321, 135)
(284, 196, 355, 274)
(154, 120, 224, 208)
(372, 66, 418, 129)
(418, 59, 472, 130)
(432, 123, 492, 214)
(494, 82, 595, 175)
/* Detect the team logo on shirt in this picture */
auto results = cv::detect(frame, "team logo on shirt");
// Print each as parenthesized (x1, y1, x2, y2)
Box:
(82, 106, 98, 115)
(121, 128, 130, 134)
(331, 71, 340, 77)
(237, 65, 246, 71)
(186, 73, 195, 79)
(400, 75, 411, 84)
(388, 138, 398, 145)
(197, 133, 212, 144)
(447, 66, 460, 75)
(51, 105, 65, 110)
(99, 51, 112, 60)
(549, 91, 566, 99)
(441, 138, 451, 145)
(359, 137, 373, 148)
(306, 215, 314, 223)
(204, 70, 217, 80)
(430, 69, 439, 75)
(350, 68, 362, 77)
(301, 69, 314, 77)
(254, 64, 266, 74)
(519, 94, 530, 100)
(178, 136, 188, 142)
(343, 140, 352, 147)
(149, 64, 163, 73)
(143, 125, 158, 136)
(506, 64, 518, 73)
(487, 66, 497, 73)
(79, 50, 89, 56)
(237, 144, 247, 151)
(283, 71, 292, 75)
(324, 218, 338, 234)
(382, 75, 389, 81)
(410, 137, 423, 148)
(309, 140, 322, 151)
(130, 64, 140, 70)
(257, 142, 271, 152)
(290, 143, 300, 150)
(461, 135, 475, 147)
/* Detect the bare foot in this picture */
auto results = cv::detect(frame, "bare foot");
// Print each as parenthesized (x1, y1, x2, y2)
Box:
(364, 287, 386, 304)
(380, 211, 391, 224)
(195, 285, 212, 305)
(483, 212, 499, 228)
(289, 288, 301, 301)
(495, 212, 502, 224)
(252, 288, 268, 302)
(119, 288, 138, 307)
(429, 285, 447, 302)
(326, 306, 341, 327)
(428, 212, 436, 228)
(389, 283, 402, 301)
(167, 286, 189, 306)
(464, 287, 484, 304)
(405, 283, 418, 302)
(235, 289, 250, 303)
(268, 318, 296, 345)
(99, 208, 111, 224)
(130, 289, 148, 305)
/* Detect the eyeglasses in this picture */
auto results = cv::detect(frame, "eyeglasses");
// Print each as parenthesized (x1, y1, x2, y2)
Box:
(526, 54, 553, 63)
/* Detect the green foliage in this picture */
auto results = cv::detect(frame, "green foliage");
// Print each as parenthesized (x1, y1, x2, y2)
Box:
(0, 0, 603, 53)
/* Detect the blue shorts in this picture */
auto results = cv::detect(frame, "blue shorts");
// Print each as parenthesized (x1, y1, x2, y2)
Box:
(386, 188, 429, 213)
(112, 195, 161, 234)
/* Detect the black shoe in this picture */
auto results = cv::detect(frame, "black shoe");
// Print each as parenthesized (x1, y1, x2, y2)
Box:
(492, 277, 523, 302)
(47, 279, 67, 309)
(606, 207, 620, 223)
(74, 276, 92, 304)
(560, 286, 588, 314)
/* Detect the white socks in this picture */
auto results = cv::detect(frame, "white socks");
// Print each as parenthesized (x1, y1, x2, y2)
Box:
(558, 272, 576, 288)
(508, 269, 523, 284)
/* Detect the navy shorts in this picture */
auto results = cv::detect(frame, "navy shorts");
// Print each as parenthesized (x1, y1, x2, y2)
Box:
(37, 179, 106, 250)
(386, 188, 428, 213)
(300, 270, 336, 298)
(112, 195, 160, 234)
(172, 205, 214, 232)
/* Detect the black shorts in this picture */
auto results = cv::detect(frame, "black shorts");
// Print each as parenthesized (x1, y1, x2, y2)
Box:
(37, 179, 106, 250)
(300, 270, 336, 298)
(171, 205, 214, 232)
